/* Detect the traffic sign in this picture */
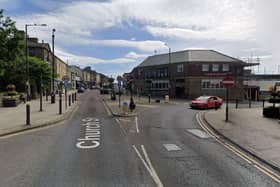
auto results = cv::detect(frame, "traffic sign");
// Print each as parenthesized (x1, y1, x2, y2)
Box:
(223, 77, 235, 88)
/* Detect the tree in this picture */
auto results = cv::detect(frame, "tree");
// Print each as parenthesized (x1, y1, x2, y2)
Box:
(0, 9, 25, 91)
(28, 57, 51, 95)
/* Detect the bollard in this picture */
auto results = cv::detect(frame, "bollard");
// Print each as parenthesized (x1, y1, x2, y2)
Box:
(65, 91, 67, 110)
(59, 92, 62, 115)
(69, 95, 71, 106)
(40, 89, 43, 112)
(72, 93, 74, 103)
(235, 99, 238, 109)
(74, 93, 77, 101)
(26, 104, 30, 125)
(249, 98, 251, 108)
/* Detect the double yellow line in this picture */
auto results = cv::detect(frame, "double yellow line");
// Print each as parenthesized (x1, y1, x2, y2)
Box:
(196, 112, 280, 183)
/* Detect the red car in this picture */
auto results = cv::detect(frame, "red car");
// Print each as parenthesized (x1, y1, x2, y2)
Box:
(190, 96, 223, 109)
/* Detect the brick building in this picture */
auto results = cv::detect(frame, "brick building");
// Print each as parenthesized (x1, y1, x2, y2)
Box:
(129, 49, 257, 100)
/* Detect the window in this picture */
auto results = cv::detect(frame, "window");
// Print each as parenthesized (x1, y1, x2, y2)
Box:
(177, 64, 184, 72)
(212, 64, 219, 72)
(138, 69, 142, 76)
(201, 79, 223, 89)
(202, 64, 209, 72)
(222, 64, 229, 71)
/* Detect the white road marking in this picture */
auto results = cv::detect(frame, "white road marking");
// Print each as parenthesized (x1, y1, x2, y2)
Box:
(115, 118, 126, 135)
(163, 144, 182, 151)
(135, 117, 139, 133)
(76, 117, 101, 149)
(118, 118, 132, 122)
(141, 145, 164, 187)
(187, 129, 211, 139)
(132, 145, 164, 187)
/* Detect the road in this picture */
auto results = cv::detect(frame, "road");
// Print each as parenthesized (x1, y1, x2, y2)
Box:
(0, 90, 278, 187)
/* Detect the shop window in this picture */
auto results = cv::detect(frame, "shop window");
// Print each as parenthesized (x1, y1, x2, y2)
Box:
(202, 79, 223, 89)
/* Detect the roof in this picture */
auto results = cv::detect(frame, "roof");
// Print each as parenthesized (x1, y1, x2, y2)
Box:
(138, 50, 246, 67)
(27, 41, 51, 51)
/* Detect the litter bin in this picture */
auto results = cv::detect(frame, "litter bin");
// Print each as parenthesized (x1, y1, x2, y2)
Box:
(122, 102, 128, 113)
(165, 95, 169, 103)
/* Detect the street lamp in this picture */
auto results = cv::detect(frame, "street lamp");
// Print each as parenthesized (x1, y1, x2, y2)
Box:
(51, 28, 56, 104)
(164, 43, 171, 97)
(25, 23, 47, 125)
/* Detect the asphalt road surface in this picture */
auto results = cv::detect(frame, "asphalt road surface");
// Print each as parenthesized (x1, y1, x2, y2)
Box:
(0, 90, 278, 187)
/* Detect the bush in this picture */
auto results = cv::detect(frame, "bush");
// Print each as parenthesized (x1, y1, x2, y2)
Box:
(263, 106, 280, 119)
(3, 91, 18, 96)
(2, 95, 20, 107)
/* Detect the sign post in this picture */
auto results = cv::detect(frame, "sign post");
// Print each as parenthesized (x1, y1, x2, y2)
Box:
(223, 77, 235, 122)
(117, 76, 122, 108)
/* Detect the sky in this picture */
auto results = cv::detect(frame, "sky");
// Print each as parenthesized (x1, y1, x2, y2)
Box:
(1, 0, 279, 77)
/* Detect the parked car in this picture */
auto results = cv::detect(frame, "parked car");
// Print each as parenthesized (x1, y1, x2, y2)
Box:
(100, 86, 111, 94)
(77, 87, 85, 93)
(190, 96, 223, 109)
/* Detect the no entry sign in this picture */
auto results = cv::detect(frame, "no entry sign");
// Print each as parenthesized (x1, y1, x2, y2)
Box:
(223, 77, 235, 88)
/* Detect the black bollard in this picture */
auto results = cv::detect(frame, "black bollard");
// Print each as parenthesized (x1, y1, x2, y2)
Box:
(72, 93, 74, 103)
(59, 92, 62, 114)
(69, 95, 71, 106)
(235, 99, 238, 109)
(26, 104, 30, 125)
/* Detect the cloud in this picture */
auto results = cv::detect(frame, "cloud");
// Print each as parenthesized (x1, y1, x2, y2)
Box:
(10, 0, 278, 73)
(125, 51, 149, 59)
(55, 48, 136, 66)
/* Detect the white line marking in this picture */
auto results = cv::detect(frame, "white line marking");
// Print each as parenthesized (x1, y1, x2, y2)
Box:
(163, 144, 182, 151)
(118, 118, 132, 122)
(115, 118, 126, 135)
(132, 145, 164, 187)
(141, 145, 164, 187)
(135, 117, 139, 133)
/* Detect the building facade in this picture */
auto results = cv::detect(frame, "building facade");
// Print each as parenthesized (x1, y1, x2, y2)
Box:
(130, 50, 256, 100)
(244, 74, 280, 100)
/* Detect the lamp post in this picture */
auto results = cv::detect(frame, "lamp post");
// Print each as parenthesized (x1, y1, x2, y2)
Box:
(164, 43, 171, 97)
(51, 28, 56, 104)
(25, 23, 47, 125)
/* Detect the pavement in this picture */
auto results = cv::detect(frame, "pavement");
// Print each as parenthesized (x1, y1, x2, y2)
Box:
(0, 90, 79, 136)
(203, 107, 280, 170)
(0, 90, 278, 186)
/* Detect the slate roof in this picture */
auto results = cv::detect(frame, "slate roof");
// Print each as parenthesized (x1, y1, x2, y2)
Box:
(138, 50, 246, 67)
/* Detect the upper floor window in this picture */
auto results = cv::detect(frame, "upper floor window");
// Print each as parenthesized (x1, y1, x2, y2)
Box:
(138, 69, 142, 76)
(177, 64, 184, 73)
(212, 64, 219, 72)
(202, 64, 209, 72)
(222, 64, 229, 71)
